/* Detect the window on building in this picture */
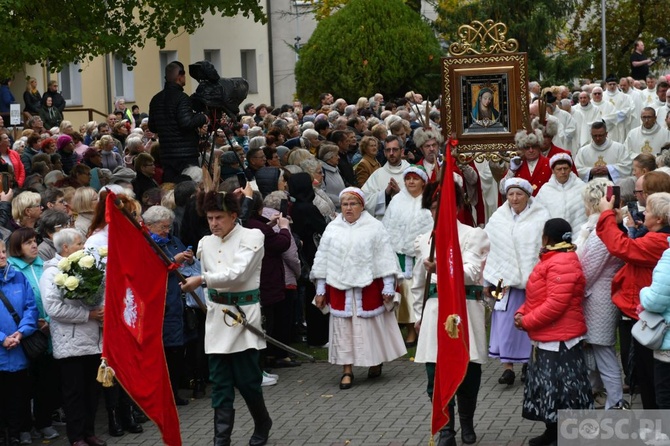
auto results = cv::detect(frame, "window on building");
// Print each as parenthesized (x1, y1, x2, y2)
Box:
(204, 50, 222, 74)
(240, 50, 257, 94)
(58, 63, 82, 106)
(113, 56, 135, 102)
(159, 51, 178, 85)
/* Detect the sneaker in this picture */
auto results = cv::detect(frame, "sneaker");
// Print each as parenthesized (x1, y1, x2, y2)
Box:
(261, 373, 277, 387)
(263, 371, 279, 380)
(610, 399, 631, 410)
(39, 427, 59, 440)
(19, 432, 31, 445)
(51, 408, 66, 426)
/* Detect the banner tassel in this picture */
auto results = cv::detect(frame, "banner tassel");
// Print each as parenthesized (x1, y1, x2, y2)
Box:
(428, 436, 435, 446)
(96, 357, 116, 387)
(445, 314, 461, 339)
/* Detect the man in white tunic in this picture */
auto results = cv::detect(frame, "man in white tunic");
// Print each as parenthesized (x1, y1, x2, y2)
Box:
(546, 98, 578, 153)
(361, 135, 410, 218)
(181, 191, 272, 446)
(642, 75, 658, 106)
(602, 75, 635, 143)
(574, 121, 632, 182)
(651, 81, 669, 111)
(656, 89, 670, 126)
(624, 107, 670, 156)
(574, 91, 602, 149)
(620, 77, 644, 131)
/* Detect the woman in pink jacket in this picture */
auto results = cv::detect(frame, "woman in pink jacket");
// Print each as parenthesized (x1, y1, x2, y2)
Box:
(515, 218, 594, 446)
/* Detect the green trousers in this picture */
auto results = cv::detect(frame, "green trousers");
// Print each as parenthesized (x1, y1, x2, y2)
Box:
(209, 349, 264, 409)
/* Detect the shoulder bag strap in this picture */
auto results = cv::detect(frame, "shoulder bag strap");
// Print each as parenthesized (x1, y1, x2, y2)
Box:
(0, 289, 21, 325)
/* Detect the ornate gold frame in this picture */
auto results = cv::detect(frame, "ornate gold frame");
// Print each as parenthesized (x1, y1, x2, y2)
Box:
(441, 21, 530, 163)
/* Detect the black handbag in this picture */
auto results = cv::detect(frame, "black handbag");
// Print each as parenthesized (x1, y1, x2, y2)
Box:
(0, 290, 48, 359)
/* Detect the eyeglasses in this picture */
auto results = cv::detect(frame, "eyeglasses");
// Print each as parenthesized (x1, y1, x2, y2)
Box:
(635, 189, 645, 195)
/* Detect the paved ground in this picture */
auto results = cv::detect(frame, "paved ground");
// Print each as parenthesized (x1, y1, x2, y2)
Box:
(41, 356, 564, 446)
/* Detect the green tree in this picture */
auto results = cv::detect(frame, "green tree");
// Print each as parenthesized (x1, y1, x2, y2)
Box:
(567, 0, 667, 81)
(295, 0, 442, 105)
(435, 0, 590, 84)
(0, 0, 266, 77)
(306, 0, 420, 20)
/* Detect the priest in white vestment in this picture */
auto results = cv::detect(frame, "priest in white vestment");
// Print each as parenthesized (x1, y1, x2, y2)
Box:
(602, 76, 635, 143)
(361, 135, 410, 218)
(624, 107, 670, 156)
(574, 121, 632, 182)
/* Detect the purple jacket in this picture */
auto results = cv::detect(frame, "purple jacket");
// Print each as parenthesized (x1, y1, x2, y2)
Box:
(245, 214, 291, 305)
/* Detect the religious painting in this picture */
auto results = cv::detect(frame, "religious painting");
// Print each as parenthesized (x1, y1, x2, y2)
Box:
(442, 55, 529, 161)
(439, 20, 530, 162)
(462, 74, 509, 134)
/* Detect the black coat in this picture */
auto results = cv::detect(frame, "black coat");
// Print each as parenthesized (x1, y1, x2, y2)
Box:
(42, 90, 66, 113)
(148, 82, 207, 164)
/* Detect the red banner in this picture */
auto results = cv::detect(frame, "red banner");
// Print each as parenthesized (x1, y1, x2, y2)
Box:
(103, 192, 182, 446)
(431, 151, 470, 435)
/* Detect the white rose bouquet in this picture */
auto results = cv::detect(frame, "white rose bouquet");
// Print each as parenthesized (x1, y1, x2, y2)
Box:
(55, 247, 107, 307)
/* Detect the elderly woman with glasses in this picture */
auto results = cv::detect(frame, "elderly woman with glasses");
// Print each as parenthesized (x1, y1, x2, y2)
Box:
(312, 187, 405, 390)
(143, 205, 193, 406)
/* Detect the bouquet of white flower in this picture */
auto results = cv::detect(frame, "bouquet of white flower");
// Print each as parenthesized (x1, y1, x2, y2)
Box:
(55, 247, 107, 307)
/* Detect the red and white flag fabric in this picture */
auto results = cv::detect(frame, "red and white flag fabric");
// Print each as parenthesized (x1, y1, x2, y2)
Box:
(103, 192, 182, 446)
(431, 148, 470, 435)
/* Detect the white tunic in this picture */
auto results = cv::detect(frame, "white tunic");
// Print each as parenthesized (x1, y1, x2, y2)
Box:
(624, 123, 670, 156)
(602, 89, 635, 143)
(198, 225, 267, 354)
(642, 87, 657, 106)
(625, 88, 645, 130)
(574, 139, 632, 182)
(550, 108, 578, 153)
(575, 103, 606, 150)
(534, 173, 587, 232)
(361, 160, 411, 218)
(413, 223, 490, 364)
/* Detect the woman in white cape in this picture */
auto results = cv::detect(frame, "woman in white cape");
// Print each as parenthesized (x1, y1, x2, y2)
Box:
(413, 179, 490, 446)
(534, 153, 587, 232)
(312, 187, 406, 390)
(483, 177, 550, 386)
(382, 165, 433, 346)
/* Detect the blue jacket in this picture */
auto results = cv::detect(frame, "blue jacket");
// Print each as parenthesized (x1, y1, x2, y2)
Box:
(640, 238, 670, 350)
(8, 256, 44, 319)
(0, 85, 15, 113)
(0, 265, 39, 371)
(156, 235, 186, 348)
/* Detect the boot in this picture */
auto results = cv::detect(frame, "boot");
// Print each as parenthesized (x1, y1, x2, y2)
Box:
(458, 396, 477, 444)
(107, 409, 124, 437)
(119, 404, 143, 434)
(214, 408, 235, 446)
(437, 404, 456, 446)
(246, 398, 272, 446)
(528, 422, 557, 446)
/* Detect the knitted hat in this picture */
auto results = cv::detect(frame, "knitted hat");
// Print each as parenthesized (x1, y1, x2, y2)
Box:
(110, 166, 136, 183)
(549, 153, 573, 169)
(56, 134, 73, 150)
(402, 165, 428, 183)
(339, 187, 365, 206)
(503, 177, 533, 196)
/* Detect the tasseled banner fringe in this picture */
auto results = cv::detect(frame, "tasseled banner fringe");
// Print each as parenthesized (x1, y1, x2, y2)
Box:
(96, 357, 116, 387)
(445, 314, 461, 339)
(428, 436, 435, 446)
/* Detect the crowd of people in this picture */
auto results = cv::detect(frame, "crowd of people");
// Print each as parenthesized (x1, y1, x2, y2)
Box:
(3, 58, 670, 446)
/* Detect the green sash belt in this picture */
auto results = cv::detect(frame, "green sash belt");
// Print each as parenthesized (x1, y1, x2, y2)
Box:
(426, 284, 482, 300)
(208, 289, 260, 306)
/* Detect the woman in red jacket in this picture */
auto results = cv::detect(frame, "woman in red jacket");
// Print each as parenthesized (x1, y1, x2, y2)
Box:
(596, 189, 670, 409)
(515, 218, 593, 446)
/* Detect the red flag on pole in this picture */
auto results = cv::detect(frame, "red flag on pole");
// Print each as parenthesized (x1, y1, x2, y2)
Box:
(431, 148, 470, 435)
(103, 192, 182, 446)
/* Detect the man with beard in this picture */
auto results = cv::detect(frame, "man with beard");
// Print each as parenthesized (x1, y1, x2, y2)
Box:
(624, 107, 670, 156)
(575, 121, 632, 182)
(361, 135, 410, 218)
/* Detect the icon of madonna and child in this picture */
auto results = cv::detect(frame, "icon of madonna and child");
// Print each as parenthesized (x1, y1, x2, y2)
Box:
(470, 87, 504, 130)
